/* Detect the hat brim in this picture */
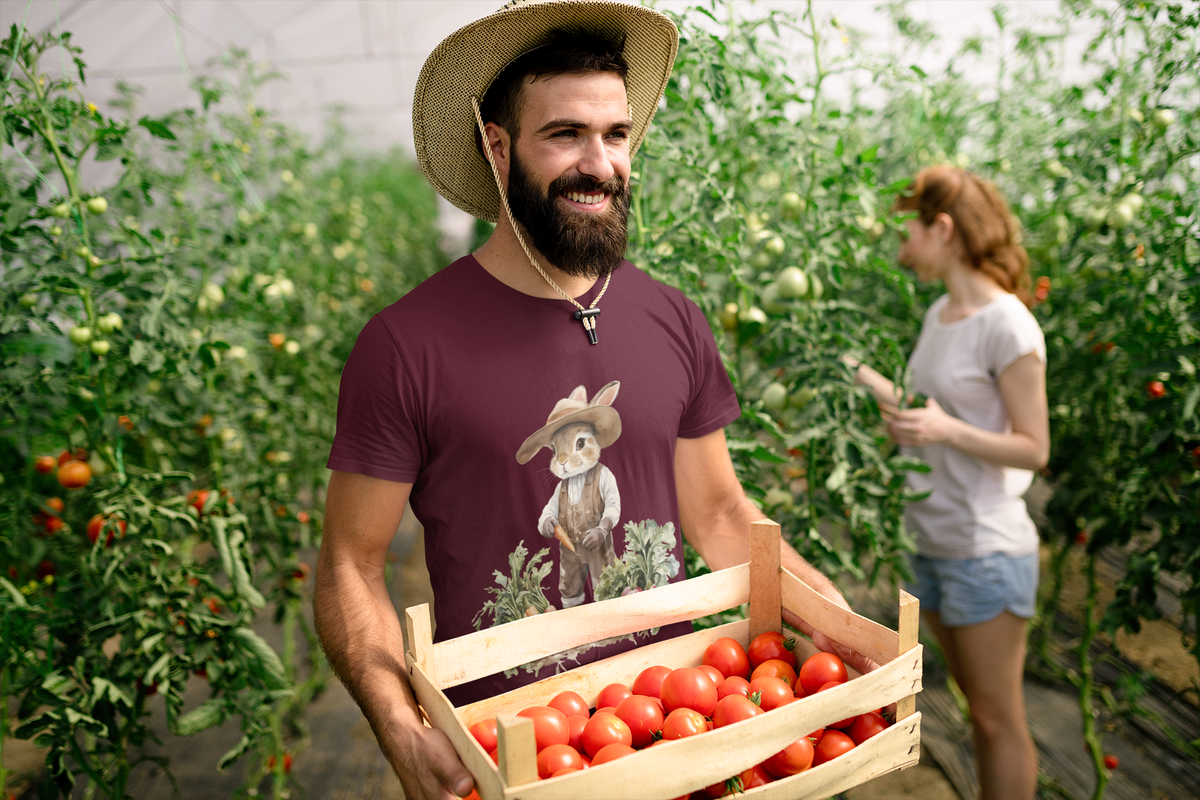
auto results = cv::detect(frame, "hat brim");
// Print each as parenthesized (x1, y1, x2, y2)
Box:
(516, 404, 622, 464)
(413, 0, 679, 223)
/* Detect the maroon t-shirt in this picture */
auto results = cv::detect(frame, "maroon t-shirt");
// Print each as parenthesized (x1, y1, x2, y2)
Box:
(328, 255, 740, 704)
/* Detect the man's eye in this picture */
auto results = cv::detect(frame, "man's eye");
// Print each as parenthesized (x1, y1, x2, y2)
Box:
(552, 129, 576, 138)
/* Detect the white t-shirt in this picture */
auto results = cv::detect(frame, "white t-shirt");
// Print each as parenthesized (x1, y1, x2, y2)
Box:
(902, 293, 1046, 559)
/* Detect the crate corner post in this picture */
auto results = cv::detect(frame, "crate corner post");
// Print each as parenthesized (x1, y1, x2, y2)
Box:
(405, 602, 435, 682)
(496, 712, 538, 788)
(896, 589, 920, 721)
(749, 518, 783, 642)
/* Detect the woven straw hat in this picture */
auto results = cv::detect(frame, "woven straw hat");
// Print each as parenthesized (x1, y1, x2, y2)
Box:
(413, 0, 679, 222)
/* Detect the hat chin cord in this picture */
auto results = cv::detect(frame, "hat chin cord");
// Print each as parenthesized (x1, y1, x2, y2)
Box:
(472, 97, 611, 345)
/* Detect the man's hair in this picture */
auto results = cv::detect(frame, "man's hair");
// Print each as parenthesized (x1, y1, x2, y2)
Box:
(475, 30, 629, 159)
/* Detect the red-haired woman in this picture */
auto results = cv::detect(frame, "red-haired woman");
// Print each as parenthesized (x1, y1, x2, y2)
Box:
(847, 165, 1047, 800)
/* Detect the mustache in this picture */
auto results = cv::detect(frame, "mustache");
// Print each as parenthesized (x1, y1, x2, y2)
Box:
(547, 172, 626, 199)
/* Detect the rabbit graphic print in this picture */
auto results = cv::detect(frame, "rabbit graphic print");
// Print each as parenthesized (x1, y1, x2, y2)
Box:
(516, 381, 622, 608)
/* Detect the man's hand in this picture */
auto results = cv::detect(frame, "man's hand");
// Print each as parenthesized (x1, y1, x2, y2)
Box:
(783, 607, 881, 678)
(391, 724, 476, 800)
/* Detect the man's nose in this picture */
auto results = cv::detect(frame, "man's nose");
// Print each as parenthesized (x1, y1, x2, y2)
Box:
(576, 135, 615, 184)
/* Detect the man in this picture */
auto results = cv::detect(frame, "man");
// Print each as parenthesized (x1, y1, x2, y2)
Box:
(315, 3, 869, 798)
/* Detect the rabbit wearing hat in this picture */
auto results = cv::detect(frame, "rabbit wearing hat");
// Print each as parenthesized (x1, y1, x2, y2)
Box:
(517, 381, 622, 608)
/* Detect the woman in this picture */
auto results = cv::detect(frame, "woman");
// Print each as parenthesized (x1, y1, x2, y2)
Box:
(849, 165, 1048, 800)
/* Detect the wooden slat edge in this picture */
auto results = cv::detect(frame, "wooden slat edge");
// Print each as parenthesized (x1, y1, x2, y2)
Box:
(496, 714, 537, 787)
(743, 712, 922, 800)
(406, 658, 505, 800)
(502, 647, 921, 800)
(781, 569, 899, 666)
(433, 564, 750, 688)
(461, 620, 750, 724)
(897, 589, 920, 721)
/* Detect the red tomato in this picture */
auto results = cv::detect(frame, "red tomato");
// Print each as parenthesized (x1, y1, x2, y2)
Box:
(487, 747, 498, 764)
(749, 676, 793, 711)
(816, 681, 854, 728)
(660, 667, 717, 717)
(848, 711, 889, 745)
(591, 743, 636, 765)
(46, 497, 65, 514)
(580, 711, 632, 757)
(537, 743, 583, 779)
(57, 460, 91, 489)
(632, 665, 672, 699)
(86, 514, 126, 546)
(697, 664, 725, 687)
(661, 708, 707, 740)
(44, 516, 64, 534)
(703, 766, 756, 798)
(1104, 754, 1119, 770)
(812, 730, 856, 766)
(743, 764, 774, 788)
(469, 718, 498, 752)
(807, 727, 825, 743)
(548, 690, 589, 719)
(187, 489, 210, 514)
(58, 448, 87, 465)
(716, 676, 751, 700)
(36, 560, 55, 580)
(711, 694, 763, 728)
(614, 695, 664, 749)
(517, 706, 570, 751)
(35, 455, 57, 474)
(799, 652, 848, 696)
(751, 658, 797, 690)
(764, 737, 815, 778)
(551, 766, 582, 778)
(748, 631, 798, 670)
(567, 714, 588, 753)
(702, 636, 750, 680)
(1146, 380, 1166, 399)
(595, 682, 632, 710)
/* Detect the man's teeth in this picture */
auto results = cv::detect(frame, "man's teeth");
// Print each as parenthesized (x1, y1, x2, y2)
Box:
(566, 192, 605, 205)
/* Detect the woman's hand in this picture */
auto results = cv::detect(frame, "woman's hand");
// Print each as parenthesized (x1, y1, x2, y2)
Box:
(888, 397, 960, 447)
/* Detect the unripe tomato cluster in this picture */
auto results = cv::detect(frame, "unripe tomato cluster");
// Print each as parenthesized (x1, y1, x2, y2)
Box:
(464, 633, 889, 796)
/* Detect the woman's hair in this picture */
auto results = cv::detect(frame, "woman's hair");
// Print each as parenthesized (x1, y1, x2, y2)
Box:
(895, 165, 1033, 307)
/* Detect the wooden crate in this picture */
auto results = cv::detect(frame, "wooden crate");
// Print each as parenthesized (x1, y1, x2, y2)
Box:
(404, 519, 922, 800)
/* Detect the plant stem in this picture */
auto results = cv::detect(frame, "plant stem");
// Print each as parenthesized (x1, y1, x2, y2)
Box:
(1077, 554, 1109, 800)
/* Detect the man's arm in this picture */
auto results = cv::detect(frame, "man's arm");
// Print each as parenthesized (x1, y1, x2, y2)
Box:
(674, 430, 878, 675)
(314, 471, 474, 800)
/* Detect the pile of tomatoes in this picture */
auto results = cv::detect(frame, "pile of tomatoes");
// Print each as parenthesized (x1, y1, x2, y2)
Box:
(465, 632, 890, 798)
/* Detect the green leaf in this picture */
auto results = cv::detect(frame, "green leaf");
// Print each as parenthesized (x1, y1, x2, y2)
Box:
(173, 697, 225, 737)
(217, 734, 252, 771)
(138, 116, 176, 140)
(232, 628, 289, 690)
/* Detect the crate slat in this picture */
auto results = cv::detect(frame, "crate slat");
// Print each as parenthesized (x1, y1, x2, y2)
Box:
(432, 564, 751, 688)
(459, 619, 751, 725)
(749, 519, 783, 641)
(780, 569, 900, 668)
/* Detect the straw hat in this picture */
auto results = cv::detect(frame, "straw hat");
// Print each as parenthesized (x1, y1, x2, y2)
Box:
(413, 0, 679, 222)
(516, 383, 622, 464)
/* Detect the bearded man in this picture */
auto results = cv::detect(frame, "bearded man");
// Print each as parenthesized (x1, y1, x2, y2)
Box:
(315, 3, 871, 798)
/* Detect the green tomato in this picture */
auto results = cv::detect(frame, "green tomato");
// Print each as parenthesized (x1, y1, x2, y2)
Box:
(51, 203, 72, 218)
(18, 293, 38, 308)
(86, 197, 108, 215)
(49, 225, 63, 236)
(97, 312, 123, 334)
(1122, 193, 1144, 214)
(90, 339, 110, 356)
(762, 382, 789, 413)
(74, 246, 90, 258)
(776, 266, 809, 299)
(750, 251, 773, 269)
(807, 274, 824, 301)
(1107, 203, 1134, 228)
(69, 326, 92, 346)
(780, 192, 805, 216)
(739, 306, 768, 327)
(1085, 205, 1108, 226)
(1152, 108, 1175, 129)
(718, 302, 739, 332)
(88, 452, 109, 477)
(790, 386, 818, 409)
(764, 236, 786, 257)
(757, 171, 782, 192)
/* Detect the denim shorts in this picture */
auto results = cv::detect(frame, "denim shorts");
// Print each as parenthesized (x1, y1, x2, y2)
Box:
(906, 552, 1039, 627)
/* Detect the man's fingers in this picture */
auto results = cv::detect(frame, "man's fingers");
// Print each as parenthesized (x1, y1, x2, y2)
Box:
(416, 727, 475, 800)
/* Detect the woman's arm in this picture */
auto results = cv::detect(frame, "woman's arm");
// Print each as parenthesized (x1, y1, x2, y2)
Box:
(887, 351, 1049, 470)
(843, 356, 904, 414)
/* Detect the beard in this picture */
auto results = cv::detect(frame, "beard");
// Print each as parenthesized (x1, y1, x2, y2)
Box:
(506, 146, 631, 279)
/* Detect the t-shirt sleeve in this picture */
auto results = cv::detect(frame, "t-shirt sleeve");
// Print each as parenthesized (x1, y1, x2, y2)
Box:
(677, 297, 741, 439)
(326, 314, 424, 483)
(986, 300, 1046, 379)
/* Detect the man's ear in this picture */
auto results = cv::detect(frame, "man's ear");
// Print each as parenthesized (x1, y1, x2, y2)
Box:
(484, 122, 512, 186)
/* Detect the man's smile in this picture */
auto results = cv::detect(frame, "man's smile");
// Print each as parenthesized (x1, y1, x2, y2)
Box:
(560, 190, 610, 212)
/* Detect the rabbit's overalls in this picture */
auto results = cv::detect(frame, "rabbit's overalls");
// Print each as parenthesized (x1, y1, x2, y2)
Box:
(556, 464, 617, 606)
